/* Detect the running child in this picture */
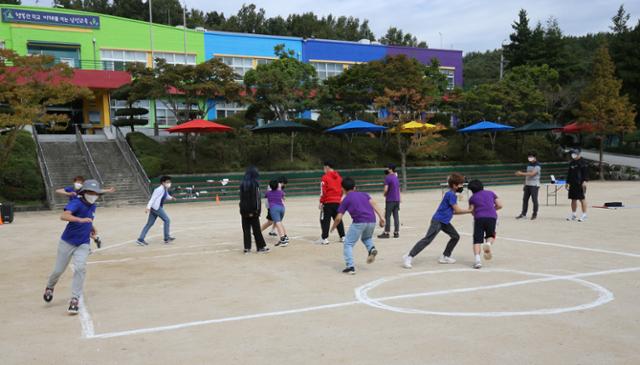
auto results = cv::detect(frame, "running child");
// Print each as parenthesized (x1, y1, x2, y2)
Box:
(318, 161, 345, 245)
(403, 173, 472, 269)
(262, 176, 288, 236)
(43, 179, 104, 314)
(136, 176, 175, 246)
(265, 179, 289, 247)
(467, 179, 503, 269)
(330, 177, 385, 275)
(378, 164, 401, 239)
(55, 176, 85, 202)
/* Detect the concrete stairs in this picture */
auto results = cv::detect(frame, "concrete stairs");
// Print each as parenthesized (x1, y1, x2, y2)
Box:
(39, 141, 93, 209)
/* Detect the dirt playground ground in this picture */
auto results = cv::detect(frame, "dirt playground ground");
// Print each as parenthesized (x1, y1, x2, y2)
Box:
(1, 181, 639, 364)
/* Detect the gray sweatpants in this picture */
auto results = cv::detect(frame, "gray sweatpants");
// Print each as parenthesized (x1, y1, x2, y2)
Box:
(46, 240, 90, 299)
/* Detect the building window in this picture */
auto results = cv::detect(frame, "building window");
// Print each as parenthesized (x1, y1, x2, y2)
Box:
(154, 52, 197, 65)
(155, 100, 198, 127)
(110, 99, 150, 124)
(440, 68, 455, 90)
(311, 62, 346, 81)
(101, 49, 147, 71)
(256, 58, 273, 67)
(218, 56, 253, 80)
(216, 101, 247, 119)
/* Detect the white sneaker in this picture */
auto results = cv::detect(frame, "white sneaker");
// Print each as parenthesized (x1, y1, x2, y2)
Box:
(566, 214, 577, 221)
(473, 261, 482, 269)
(402, 254, 413, 269)
(482, 242, 492, 260)
(340, 236, 345, 243)
(315, 238, 330, 245)
(438, 255, 456, 264)
(578, 214, 587, 222)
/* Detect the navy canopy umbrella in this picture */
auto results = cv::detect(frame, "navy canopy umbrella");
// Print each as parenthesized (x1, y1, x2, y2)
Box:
(458, 120, 514, 151)
(251, 120, 314, 162)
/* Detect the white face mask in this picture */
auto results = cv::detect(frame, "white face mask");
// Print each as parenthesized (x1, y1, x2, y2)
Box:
(527, 157, 535, 162)
(84, 194, 99, 204)
(164, 183, 172, 189)
(571, 153, 578, 159)
(74, 183, 83, 190)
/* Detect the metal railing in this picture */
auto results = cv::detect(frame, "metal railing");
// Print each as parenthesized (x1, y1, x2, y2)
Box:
(113, 126, 151, 198)
(74, 125, 109, 207)
(2, 58, 138, 72)
(31, 128, 56, 209)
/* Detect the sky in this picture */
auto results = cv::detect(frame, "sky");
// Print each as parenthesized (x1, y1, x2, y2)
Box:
(21, 0, 640, 54)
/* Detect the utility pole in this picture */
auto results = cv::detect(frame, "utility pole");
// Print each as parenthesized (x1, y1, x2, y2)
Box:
(183, 1, 188, 64)
(438, 32, 443, 48)
(499, 52, 504, 80)
(148, 0, 158, 136)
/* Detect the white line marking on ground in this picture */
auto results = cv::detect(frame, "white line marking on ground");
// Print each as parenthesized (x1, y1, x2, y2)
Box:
(79, 296, 95, 338)
(460, 233, 640, 258)
(85, 266, 640, 339)
(88, 249, 240, 265)
(94, 226, 212, 252)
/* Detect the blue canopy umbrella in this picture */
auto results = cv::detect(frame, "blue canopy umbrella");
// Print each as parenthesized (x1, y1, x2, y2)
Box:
(325, 120, 387, 134)
(458, 120, 514, 151)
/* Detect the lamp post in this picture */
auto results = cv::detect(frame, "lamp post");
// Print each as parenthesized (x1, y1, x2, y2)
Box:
(148, 0, 154, 65)
(183, 1, 187, 64)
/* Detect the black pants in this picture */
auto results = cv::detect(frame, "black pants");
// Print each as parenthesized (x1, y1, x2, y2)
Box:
(384, 201, 400, 233)
(409, 219, 460, 258)
(241, 215, 266, 250)
(321, 203, 345, 239)
(521, 185, 539, 216)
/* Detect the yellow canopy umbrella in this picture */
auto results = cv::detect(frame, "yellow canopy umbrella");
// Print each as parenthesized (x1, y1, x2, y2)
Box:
(390, 121, 439, 133)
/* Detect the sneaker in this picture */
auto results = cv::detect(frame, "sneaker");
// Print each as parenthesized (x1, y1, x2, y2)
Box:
(367, 247, 378, 264)
(377, 232, 390, 239)
(566, 214, 577, 221)
(516, 214, 526, 219)
(277, 237, 289, 247)
(243, 249, 251, 255)
(438, 255, 456, 264)
(482, 242, 493, 260)
(393, 232, 399, 238)
(340, 236, 345, 243)
(342, 266, 356, 275)
(67, 298, 79, 315)
(578, 214, 587, 222)
(473, 261, 483, 269)
(402, 254, 413, 269)
(136, 239, 148, 246)
(257, 247, 271, 254)
(315, 238, 330, 245)
(164, 237, 176, 244)
(268, 231, 278, 236)
(531, 214, 537, 220)
(43, 287, 54, 303)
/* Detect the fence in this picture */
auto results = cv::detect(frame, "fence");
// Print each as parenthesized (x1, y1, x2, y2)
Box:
(152, 162, 569, 204)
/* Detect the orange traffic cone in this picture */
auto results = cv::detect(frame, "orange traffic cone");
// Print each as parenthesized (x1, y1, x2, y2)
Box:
(215, 194, 221, 205)
(0, 214, 3, 225)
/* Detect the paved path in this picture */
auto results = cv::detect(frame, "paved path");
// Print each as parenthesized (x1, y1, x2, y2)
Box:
(582, 150, 640, 169)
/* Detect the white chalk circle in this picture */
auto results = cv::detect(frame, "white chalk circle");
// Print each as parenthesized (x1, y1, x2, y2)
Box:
(354, 268, 614, 317)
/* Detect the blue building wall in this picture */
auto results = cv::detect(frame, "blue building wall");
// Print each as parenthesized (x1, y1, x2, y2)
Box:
(204, 31, 303, 60)
(301, 39, 387, 63)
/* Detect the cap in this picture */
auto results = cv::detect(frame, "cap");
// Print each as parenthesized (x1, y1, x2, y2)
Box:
(80, 179, 105, 194)
(387, 163, 397, 171)
(571, 148, 581, 155)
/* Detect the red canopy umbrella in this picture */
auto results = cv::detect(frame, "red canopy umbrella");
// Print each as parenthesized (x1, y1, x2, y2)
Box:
(167, 119, 233, 134)
(560, 122, 594, 134)
(167, 119, 234, 171)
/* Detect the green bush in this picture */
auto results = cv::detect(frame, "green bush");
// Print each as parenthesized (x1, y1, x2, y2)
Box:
(0, 131, 45, 203)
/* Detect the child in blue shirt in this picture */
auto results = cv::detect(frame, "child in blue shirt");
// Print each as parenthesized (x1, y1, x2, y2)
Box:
(403, 173, 472, 269)
(331, 177, 385, 274)
(43, 179, 105, 315)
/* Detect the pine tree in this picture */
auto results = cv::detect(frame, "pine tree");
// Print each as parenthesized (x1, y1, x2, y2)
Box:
(577, 44, 637, 179)
(504, 9, 532, 68)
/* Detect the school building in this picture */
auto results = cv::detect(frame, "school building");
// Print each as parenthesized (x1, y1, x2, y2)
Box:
(0, 4, 463, 131)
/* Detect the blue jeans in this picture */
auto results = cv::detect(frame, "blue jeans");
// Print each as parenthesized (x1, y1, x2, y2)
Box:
(138, 207, 171, 241)
(343, 222, 376, 268)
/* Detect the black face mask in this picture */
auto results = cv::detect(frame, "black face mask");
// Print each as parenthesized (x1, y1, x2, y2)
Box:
(456, 186, 464, 193)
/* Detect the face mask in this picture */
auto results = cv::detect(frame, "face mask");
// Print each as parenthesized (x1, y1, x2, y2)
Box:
(456, 186, 464, 193)
(571, 153, 578, 159)
(164, 183, 172, 189)
(84, 194, 98, 204)
(527, 157, 535, 163)
(74, 183, 83, 190)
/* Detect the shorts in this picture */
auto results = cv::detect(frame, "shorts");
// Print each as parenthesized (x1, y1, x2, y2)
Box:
(269, 205, 285, 222)
(568, 184, 585, 200)
(266, 209, 272, 221)
(473, 217, 496, 244)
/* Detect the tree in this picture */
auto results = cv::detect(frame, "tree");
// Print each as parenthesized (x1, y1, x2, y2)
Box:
(577, 44, 636, 179)
(610, 8, 640, 124)
(610, 4, 631, 34)
(0, 51, 92, 167)
(378, 27, 427, 48)
(111, 83, 149, 133)
(503, 9, 532, 68)
(373, 55, 446, 191)
(112, 0, 146, 21)
(243, 45, 318, 121)
(462, 50, 501, 90)
(0, 0, 22, 5)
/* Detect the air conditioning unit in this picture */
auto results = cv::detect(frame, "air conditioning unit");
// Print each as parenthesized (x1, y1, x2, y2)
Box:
(358, 39, 371, 44)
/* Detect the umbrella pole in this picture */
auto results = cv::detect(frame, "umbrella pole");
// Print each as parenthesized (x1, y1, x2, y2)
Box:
(290, 131, 295, 163)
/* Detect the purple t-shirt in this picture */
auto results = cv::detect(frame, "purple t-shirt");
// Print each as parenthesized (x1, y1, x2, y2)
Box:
(469, 190, 498, 219)
(265, 189, 285, 208)
(338, 191, 376, 223)
(384, 174, 400, 202)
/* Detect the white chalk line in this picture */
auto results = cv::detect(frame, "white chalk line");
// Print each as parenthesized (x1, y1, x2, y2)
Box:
(460, 232, 640, 258)
(78, 296, 95, 338)
(88, 248, 240, 265)
(84, 266, 640, 340)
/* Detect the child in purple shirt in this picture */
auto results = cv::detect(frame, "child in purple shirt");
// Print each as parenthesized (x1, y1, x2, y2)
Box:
(331, 177, 385, 275)
(265, 180, 289, 247)
(468, 179, 503, 269)
(378, 164, 401, 239)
